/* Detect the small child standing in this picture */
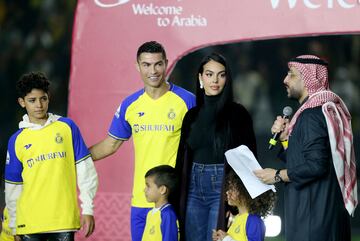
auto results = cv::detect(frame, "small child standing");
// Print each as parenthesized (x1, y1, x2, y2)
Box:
(142, 165, 179, 241)
(212, 170, 276, 241)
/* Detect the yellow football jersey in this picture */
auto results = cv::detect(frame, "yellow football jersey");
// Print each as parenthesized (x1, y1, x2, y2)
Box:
(108, 83, 195, 207)
(227, 213, 265, 241)
(5, 118, 91, 234)
(141, 204, 179, 241)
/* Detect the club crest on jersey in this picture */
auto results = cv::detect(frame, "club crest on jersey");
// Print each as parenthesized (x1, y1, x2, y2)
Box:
(168, 109, 176, 120)
(149, 225, 155, 235)
(55, 133, 63, 144)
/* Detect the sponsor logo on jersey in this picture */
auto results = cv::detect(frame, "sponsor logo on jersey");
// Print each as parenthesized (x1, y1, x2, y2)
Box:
(133, 124, 175, 133)
(26, 151, 67, 168)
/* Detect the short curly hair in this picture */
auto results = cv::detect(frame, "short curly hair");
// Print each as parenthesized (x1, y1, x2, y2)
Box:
(225, 170, 276, 218)
(16, 72, 50, 98)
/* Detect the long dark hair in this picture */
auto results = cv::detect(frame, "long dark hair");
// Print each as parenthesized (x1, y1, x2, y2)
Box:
(196, 53, 234, 157)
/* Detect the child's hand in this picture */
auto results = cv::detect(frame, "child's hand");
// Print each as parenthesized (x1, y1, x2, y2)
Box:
(212, 229, 228, 241)
(81, 214, 95, 237)
(212, 229, 220, 241)
(216, 230, 228, 240)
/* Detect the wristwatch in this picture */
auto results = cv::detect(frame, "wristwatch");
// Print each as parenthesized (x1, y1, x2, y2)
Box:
(274, 169, 283, 183)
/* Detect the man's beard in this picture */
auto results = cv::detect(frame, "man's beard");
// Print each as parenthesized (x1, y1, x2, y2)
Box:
(288, 88, 302, 101)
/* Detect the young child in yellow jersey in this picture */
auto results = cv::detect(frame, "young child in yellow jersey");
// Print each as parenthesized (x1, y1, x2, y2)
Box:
(212, 170, 276, 241)
(0, 207, 13, 241)
(142, 165, 179, 241)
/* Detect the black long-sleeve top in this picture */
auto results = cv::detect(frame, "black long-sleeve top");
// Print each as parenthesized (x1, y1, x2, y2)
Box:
(187, 94, 222, 164)
(175, 101, 257, 241)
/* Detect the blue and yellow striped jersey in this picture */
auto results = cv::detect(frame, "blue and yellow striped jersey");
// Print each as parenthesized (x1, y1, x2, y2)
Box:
(5, 117, 91, 234)
(108, 83, 195, 207)
(141, 204, 179, 241)
(227, 213, 265, 241)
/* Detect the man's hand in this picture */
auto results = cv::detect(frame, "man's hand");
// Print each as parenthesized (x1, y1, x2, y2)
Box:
(271, 116, 290, 141)
(254, 168, 277, 184)
(14, 235, 21, 241)
(81, 215, 95, 237)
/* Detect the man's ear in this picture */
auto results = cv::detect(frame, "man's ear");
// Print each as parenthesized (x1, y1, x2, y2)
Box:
(135, 61, 140, 72)
(18, 98, 25, 108)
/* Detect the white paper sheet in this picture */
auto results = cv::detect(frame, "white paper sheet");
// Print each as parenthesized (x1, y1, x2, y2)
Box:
(225, 145, 276, 199)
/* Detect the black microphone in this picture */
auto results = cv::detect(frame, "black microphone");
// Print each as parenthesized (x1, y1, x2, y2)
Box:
(268, 106, 293, 150)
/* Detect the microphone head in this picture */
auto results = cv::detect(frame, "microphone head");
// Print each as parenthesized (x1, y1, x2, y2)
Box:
(283, 106, 293, 117)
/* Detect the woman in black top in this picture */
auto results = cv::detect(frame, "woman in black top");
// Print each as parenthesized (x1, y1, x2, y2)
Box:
(175, 53, 257, 241)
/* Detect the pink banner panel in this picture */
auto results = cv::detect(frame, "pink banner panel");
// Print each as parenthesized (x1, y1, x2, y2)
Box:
(69, 1, 360, 240)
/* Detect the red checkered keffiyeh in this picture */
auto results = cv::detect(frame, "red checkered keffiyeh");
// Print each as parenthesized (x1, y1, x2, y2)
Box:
(287, 55, 357, 216)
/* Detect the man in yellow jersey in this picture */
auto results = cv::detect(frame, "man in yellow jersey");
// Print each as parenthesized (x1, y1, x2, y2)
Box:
(90, 41, 195, 241)
(5, 72, 98, 241)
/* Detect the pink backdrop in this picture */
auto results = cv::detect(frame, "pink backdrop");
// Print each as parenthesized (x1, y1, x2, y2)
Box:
(69, 1, 360, 240)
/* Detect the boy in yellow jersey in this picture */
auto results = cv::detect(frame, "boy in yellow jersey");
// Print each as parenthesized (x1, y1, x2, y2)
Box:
(142, 165, 179, 241)
(90, 41, 195, 241)
(4, 72, 98, 241)
(0, 207, 13, 241)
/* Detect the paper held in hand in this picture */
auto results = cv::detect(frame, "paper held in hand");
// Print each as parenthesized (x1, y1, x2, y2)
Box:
(225, 145, 276, 199)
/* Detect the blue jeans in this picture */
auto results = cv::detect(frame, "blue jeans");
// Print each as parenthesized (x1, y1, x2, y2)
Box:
(185, 163, 224, 241)
(20, 232, 74, 241)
